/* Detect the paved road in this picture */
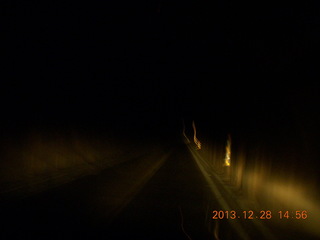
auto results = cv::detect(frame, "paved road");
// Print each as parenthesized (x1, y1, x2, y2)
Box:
(105, 143, 219, 240)
(0, 143, 223, 239)
(0, 142, 317, 239)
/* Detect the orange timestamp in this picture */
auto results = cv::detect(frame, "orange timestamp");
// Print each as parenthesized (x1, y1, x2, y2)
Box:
(212, 210, 308, 220)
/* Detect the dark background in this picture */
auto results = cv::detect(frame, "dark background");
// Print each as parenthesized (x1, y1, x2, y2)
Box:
(1, 0, 319, 156)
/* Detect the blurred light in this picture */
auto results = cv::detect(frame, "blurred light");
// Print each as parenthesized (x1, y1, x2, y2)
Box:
(192, 120, 201, 150)
(224, 134, 231, 166)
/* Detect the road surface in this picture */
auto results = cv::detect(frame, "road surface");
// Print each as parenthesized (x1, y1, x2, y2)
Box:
(0, 142, 317, 239)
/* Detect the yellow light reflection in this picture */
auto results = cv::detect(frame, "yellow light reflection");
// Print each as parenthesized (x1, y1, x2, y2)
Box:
(190, 131, 320, 238)
(192, 120, 201, 150)
(224, 134, 231, 166)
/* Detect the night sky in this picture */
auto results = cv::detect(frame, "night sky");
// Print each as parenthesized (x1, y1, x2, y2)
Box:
(2, 0, 320, 149)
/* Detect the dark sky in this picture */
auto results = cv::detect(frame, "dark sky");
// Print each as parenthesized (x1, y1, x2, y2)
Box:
(2, 0, 319, 143)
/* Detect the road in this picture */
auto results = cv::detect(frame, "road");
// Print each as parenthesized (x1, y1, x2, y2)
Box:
(0, 141, 317, 240)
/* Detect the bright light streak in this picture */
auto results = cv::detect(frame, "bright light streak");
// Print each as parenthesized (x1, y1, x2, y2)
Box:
(189, 130, 320, 238)
(224, 134, 231, 166)
(192, 121, 201, 150)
